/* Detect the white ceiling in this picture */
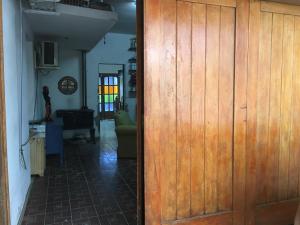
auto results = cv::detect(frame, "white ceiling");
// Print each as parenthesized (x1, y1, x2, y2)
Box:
(104, 0, 136, 34)
(24, 3, 118, 50)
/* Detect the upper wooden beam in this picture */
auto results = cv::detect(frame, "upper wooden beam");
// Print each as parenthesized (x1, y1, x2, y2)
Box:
(179, 0, 237, 8)
(265, 0, 300, 6)
(262, 1, 300, 16)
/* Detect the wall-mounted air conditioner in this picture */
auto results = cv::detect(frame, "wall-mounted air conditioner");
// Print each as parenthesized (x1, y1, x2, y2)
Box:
(35, 41, 59, 68)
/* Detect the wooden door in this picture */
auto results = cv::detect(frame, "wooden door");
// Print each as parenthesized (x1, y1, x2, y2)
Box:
(246, 1, 300, 225)
(144, 0, 249, 224)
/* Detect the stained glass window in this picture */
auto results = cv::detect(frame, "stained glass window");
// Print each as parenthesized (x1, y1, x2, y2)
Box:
(98, 74, 119, 118)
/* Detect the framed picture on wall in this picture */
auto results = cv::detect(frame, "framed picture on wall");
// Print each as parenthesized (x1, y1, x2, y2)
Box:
(58, 76, 78, 95)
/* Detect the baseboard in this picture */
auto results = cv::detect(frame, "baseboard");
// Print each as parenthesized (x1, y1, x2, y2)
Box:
(17, 179, 33, 225)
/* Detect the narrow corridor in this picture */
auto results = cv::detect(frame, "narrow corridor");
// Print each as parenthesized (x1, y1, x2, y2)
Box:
(22, 125, 137, 225)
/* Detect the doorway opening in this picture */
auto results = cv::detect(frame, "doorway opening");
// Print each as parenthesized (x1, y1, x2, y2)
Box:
(98, 63, 125, 120)
(0, 0, 144, 225)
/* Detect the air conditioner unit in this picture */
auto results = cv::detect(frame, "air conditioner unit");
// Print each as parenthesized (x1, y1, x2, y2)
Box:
(35, 41, 59, 68)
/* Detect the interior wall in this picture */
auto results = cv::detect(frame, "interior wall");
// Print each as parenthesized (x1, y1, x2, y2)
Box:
(37, 47, 83, 138)
(38, 47, 82, 117)
(87, 32, 136, 123)
(2, 0, 35, 224)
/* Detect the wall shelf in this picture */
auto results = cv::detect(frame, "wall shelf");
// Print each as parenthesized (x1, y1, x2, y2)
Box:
(128, 37, 137, 98)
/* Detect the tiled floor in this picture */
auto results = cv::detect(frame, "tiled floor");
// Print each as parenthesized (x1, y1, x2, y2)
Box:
(22, 121, 137, 225)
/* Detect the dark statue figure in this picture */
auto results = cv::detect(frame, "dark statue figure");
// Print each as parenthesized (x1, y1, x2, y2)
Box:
(43, 86, 52, 122)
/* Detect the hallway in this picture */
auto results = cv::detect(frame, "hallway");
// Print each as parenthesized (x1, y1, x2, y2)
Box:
(99, 120, 118, 153)
(22, 126, 137, 225)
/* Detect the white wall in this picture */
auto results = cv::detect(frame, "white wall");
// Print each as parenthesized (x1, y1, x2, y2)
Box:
(87, 32, 136, 122)
(39, 47, 82, 115)
(2, 0, 35, 224)
(38, 47, 83, 138)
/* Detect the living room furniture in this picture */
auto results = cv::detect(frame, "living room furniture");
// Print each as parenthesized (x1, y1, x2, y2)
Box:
(114, 110, 136, 158)
(46, 120, 64, 165)
(56, 109, 95, 143)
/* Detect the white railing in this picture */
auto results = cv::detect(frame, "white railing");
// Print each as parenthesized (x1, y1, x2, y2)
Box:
(60, 0, 112, 11)
(28, 0, 59, 11)
(28, 0, 112, 11)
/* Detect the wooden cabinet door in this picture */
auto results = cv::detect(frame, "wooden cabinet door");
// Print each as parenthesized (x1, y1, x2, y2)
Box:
(144, 0, 249, 224)
(246, 1, 300, 225)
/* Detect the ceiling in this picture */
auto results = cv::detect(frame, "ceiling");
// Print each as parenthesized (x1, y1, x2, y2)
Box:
(104, 0, 136, 34)
(24, 3, 118, 50)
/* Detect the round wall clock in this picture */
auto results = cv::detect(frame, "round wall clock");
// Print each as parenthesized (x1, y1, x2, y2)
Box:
(58, 76, 78, 95)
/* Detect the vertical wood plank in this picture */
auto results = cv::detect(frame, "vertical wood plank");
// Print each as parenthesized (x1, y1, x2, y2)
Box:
(176, 1, 192, 219)
(246, 1, 260, 224)
(288, 16, 300, 199)
(233, 0, 249, 225)
(266, 13, 284, 203)
(297, 18, 300, 198)
(205, 4, 220, 214)
(191, 3, 206, 217)
(256, 12, 272, 205)
(279, 15, 294, 201)
(160, 0, 177, 221)
(144, 0, 162, 224)
(218, 6, 235, 212)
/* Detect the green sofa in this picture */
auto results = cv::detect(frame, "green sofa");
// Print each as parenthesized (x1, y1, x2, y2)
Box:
(114, 111, 137, 158)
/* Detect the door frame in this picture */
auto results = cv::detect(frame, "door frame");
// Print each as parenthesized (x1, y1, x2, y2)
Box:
(137, 0, 144, 224)
(0, 0, 10, 224)
(98, 73, 121, 119)
(98, 63, 126, 114)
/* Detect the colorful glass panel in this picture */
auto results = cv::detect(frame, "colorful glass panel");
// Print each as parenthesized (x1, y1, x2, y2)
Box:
(104, 95, 114, 102)
(105, 103, 109, 111)
(109, 77, 114, 85)
(99, 75, 120, 113)
(104, 77, 109, 85)
(104, 103, 114, 112)
(113, 86, 118, 94)
(104, 86, 109, 94)
(109, 86, 114, 94)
